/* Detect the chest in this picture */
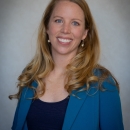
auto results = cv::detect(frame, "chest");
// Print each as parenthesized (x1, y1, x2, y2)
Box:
(39, 78, 69, 102)
(26, 97, 69, 130)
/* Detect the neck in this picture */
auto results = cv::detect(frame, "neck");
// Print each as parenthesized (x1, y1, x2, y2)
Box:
(52, 52, 76, 72)
(45, 52, 76, 84)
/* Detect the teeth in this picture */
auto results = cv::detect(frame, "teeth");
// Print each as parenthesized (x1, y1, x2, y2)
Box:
(58, 38, 72, 43)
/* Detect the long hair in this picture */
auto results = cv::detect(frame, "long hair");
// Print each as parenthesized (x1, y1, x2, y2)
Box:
(9, 0, 119, 99)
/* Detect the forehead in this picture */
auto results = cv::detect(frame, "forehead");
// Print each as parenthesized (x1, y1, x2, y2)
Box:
(51, 1, 85, 20)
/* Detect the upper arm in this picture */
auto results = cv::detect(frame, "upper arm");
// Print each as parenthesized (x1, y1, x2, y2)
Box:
(99, 76, 124, 130)
(11, 87, 27, 130)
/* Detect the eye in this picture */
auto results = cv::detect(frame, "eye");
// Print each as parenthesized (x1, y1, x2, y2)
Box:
(72, 21, 80, 26)
(55, 19, 63, 23)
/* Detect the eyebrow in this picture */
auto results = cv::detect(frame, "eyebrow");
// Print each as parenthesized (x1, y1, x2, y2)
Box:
(53, 16, 83, 22)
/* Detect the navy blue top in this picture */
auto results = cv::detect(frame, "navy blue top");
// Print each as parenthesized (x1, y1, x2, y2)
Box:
(26, 96, 69, 130)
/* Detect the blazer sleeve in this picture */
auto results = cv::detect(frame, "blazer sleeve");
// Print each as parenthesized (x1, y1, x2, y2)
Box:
(11, 89, 24, 130)
(11, 87, 28, 130)
(99, 76, 124, 130)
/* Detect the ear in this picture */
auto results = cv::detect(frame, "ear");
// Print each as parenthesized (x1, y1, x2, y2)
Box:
(82, 29, 88, 40)
(46, 25, 50, 34)
(46, 28, 49, 35)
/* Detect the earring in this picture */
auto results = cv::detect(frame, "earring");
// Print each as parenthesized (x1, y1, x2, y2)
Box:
(48, 39, 50, 43)
(81, 40, 84, 47)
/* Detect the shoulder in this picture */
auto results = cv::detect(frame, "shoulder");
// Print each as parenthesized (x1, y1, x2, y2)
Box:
(19, 80, 38, 101)
(90, 66, 120, 105)
(93, 65, 119, 91)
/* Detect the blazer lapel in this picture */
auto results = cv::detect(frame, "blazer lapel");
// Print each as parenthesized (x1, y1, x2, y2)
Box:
(62, 86, 87, 130)
(15, 81, 38, 130)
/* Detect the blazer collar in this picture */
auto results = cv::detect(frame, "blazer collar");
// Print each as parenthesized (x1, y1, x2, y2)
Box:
(15, 81, 37, 130)
(62, 85, 88, 130)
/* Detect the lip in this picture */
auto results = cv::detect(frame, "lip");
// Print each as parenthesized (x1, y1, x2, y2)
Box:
(57, 37, 73, 45)
(57, 36, 73, 40)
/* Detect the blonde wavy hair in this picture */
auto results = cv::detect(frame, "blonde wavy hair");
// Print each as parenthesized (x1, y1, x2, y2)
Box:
(9, 0, 119, 99)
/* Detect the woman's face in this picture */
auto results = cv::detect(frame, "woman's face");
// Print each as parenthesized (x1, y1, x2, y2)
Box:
(47, 0, 88, 57)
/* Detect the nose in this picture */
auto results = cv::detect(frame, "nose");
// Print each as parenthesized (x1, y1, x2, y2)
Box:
(61, 23, 71, 34)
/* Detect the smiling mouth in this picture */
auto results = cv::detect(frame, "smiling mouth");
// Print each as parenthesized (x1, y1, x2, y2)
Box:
(58, 38, 72, 43)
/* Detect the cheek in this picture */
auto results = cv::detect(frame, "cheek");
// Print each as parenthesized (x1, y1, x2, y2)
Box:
(73, 28, 86, 40)
(47, 24, 59, 36)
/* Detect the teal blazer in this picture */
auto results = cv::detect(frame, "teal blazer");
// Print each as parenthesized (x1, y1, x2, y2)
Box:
(12, 76, 124, 130)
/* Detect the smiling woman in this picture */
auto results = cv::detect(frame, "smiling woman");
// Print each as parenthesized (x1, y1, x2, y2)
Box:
(9, 0, 124, 130)
(47, 1, 88, 58)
